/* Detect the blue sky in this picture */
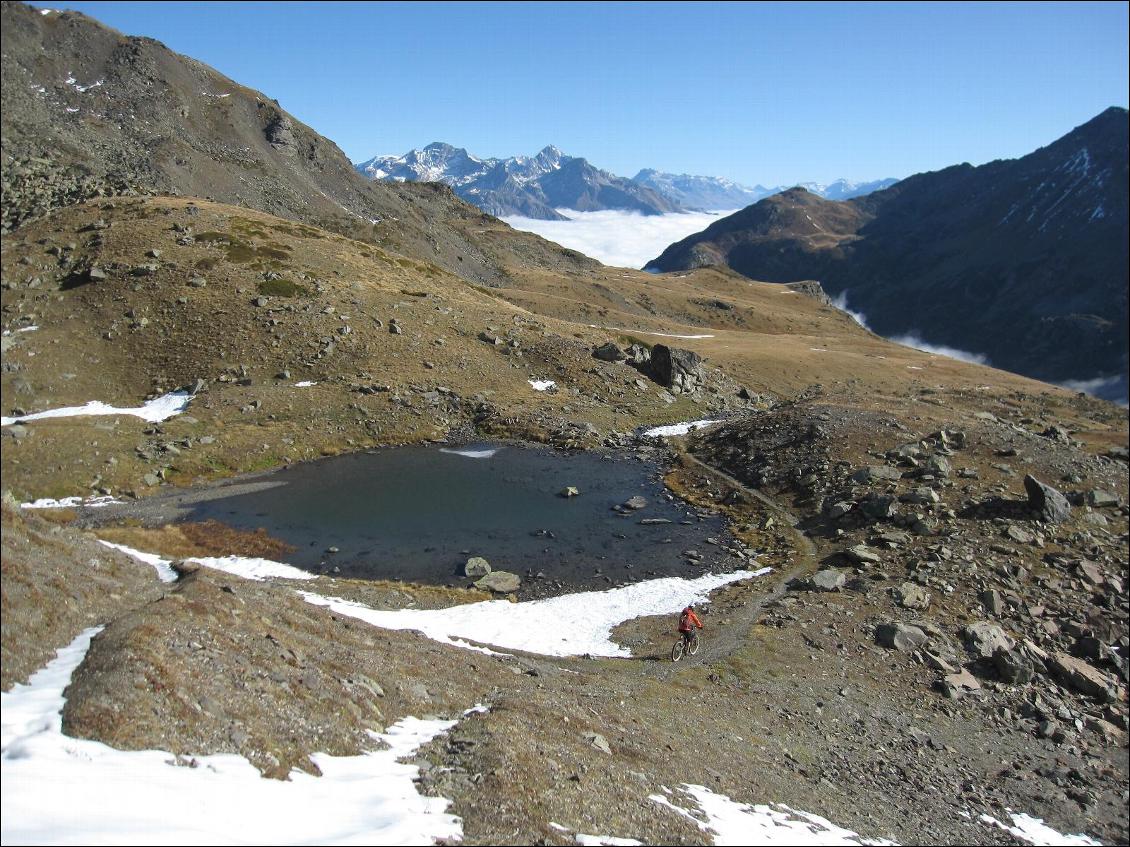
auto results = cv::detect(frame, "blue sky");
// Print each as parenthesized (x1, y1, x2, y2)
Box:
(39, 1, 1129, 186)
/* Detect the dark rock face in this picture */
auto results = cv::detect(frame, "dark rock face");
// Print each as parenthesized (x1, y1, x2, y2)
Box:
(648, 345, 703, 394)
(1024, 474, 1073, 524)
(648, 108, 1129, 392)
(264, 116, 297, 155)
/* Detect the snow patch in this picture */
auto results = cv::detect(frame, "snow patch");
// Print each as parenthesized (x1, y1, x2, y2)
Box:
(98, 540, 179, 583)
(651, 784, 895, 845)
(0, 627, 471, 845)
(978, 811, 1100, 846)
(587, 324, 714, 339)
(529, 379, 556, 391)
(576, 834, 643, 846)
(100, 540, 315, 582)
(642, 419, 719, 438)
(439, 446, 501, 459)
(294, 381, 317, 388)
(21, 495, 122, 510)
(1, 391, 193, 427)
(2, 325, 39, 335)
(301, 569, 766, 658)
(549, 822, 642, 844)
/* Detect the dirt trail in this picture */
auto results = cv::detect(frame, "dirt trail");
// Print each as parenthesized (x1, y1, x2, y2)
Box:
(644, 448, 819, 676)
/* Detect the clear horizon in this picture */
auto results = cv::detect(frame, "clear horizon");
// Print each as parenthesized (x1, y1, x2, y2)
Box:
(31, 1, 1130, 186)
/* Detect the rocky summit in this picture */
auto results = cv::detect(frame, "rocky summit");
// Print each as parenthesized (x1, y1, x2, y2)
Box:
(1, 3, 1127, 846)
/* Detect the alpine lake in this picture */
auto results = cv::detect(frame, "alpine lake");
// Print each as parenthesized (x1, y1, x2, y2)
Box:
(165, 441, 741, 599)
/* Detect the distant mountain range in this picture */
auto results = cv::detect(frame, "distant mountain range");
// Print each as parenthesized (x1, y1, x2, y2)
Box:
(647, 107, 1129, 396)
(356, 143, 897, 219)
(632, 170, 898, 210)
(357, 143, 678, 220)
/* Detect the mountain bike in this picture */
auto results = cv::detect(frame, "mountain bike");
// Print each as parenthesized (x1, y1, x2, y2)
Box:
(671, 629, 701, 662)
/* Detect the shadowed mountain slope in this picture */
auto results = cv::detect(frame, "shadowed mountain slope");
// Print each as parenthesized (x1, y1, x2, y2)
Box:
(649, 108, 1129, 392)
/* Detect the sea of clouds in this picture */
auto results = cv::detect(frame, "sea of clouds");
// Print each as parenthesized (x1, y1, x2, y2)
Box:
(501, 208, 738, 269)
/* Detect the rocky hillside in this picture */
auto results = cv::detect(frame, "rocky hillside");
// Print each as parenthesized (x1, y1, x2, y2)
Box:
(357, 142, 680, 220)
(0, 2, 597, 286)
(648, 108, 1129, 396)
(2, 4, 1127, 845)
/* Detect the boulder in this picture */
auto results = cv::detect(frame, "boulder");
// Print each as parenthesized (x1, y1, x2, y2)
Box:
(893, 582, 931, 610)
(1047, 652, 1119, 701)
(474, 571, 521, 593)
(648, 345, 703, 394)
(809, 570, 846, 592)
(992, 646, 1033, 684)
(843, 544, 882, 565)
(858, 493, 897, 520)
(852, 465, 902, 484)
(963, 621, 1015, 658)
(980, 589, 1005, 615)
(1087, 489, 1120, 508)
(1004, 525, 1034, 544)
(925, 455, 952, 478)
(584, 732, 611, 754)
(624, 343, 651, 367)
(938, 668, 981, 700)
(463, 557, 491, 578)
(875, 622, 927, 651)
(900, 487, 940, 505)
(592, 342, 626, 362)
(559, 486, 580, 498)
(1023, 474, 1072, 524)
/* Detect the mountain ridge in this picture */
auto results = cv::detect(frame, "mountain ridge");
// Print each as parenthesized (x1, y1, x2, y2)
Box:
(358, 141, 898, 218)
(0, 1, 598, 286)
(647, 107, 1129, 395)
(357, 142, 680, 220)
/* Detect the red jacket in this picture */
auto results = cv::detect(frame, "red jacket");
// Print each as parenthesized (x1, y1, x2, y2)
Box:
(678, 608, 703, 633)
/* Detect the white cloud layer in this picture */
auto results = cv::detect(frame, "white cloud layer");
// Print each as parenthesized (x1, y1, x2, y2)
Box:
(888, 333, 989, 366)
(1056, 374, 1128, 407)
(502, 208, 737, 269)
(830, 291, 872, 330)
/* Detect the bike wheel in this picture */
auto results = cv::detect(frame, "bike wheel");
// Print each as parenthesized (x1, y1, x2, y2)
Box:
(671, 639, 685, 662)
(688, 633, 700, 656)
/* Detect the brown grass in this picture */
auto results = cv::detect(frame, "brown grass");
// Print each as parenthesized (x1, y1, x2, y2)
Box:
(96, 520, 296, 560)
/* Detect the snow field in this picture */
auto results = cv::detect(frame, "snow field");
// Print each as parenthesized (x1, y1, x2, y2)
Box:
(1, 391, 193, 427)
(0, 628, 476, 845)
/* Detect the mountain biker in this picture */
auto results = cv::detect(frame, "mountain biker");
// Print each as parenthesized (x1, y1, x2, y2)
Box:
(678, 604, 703, 647)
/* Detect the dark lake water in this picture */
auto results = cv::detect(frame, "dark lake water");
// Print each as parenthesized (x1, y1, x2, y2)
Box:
(184, 443, 735, 596)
